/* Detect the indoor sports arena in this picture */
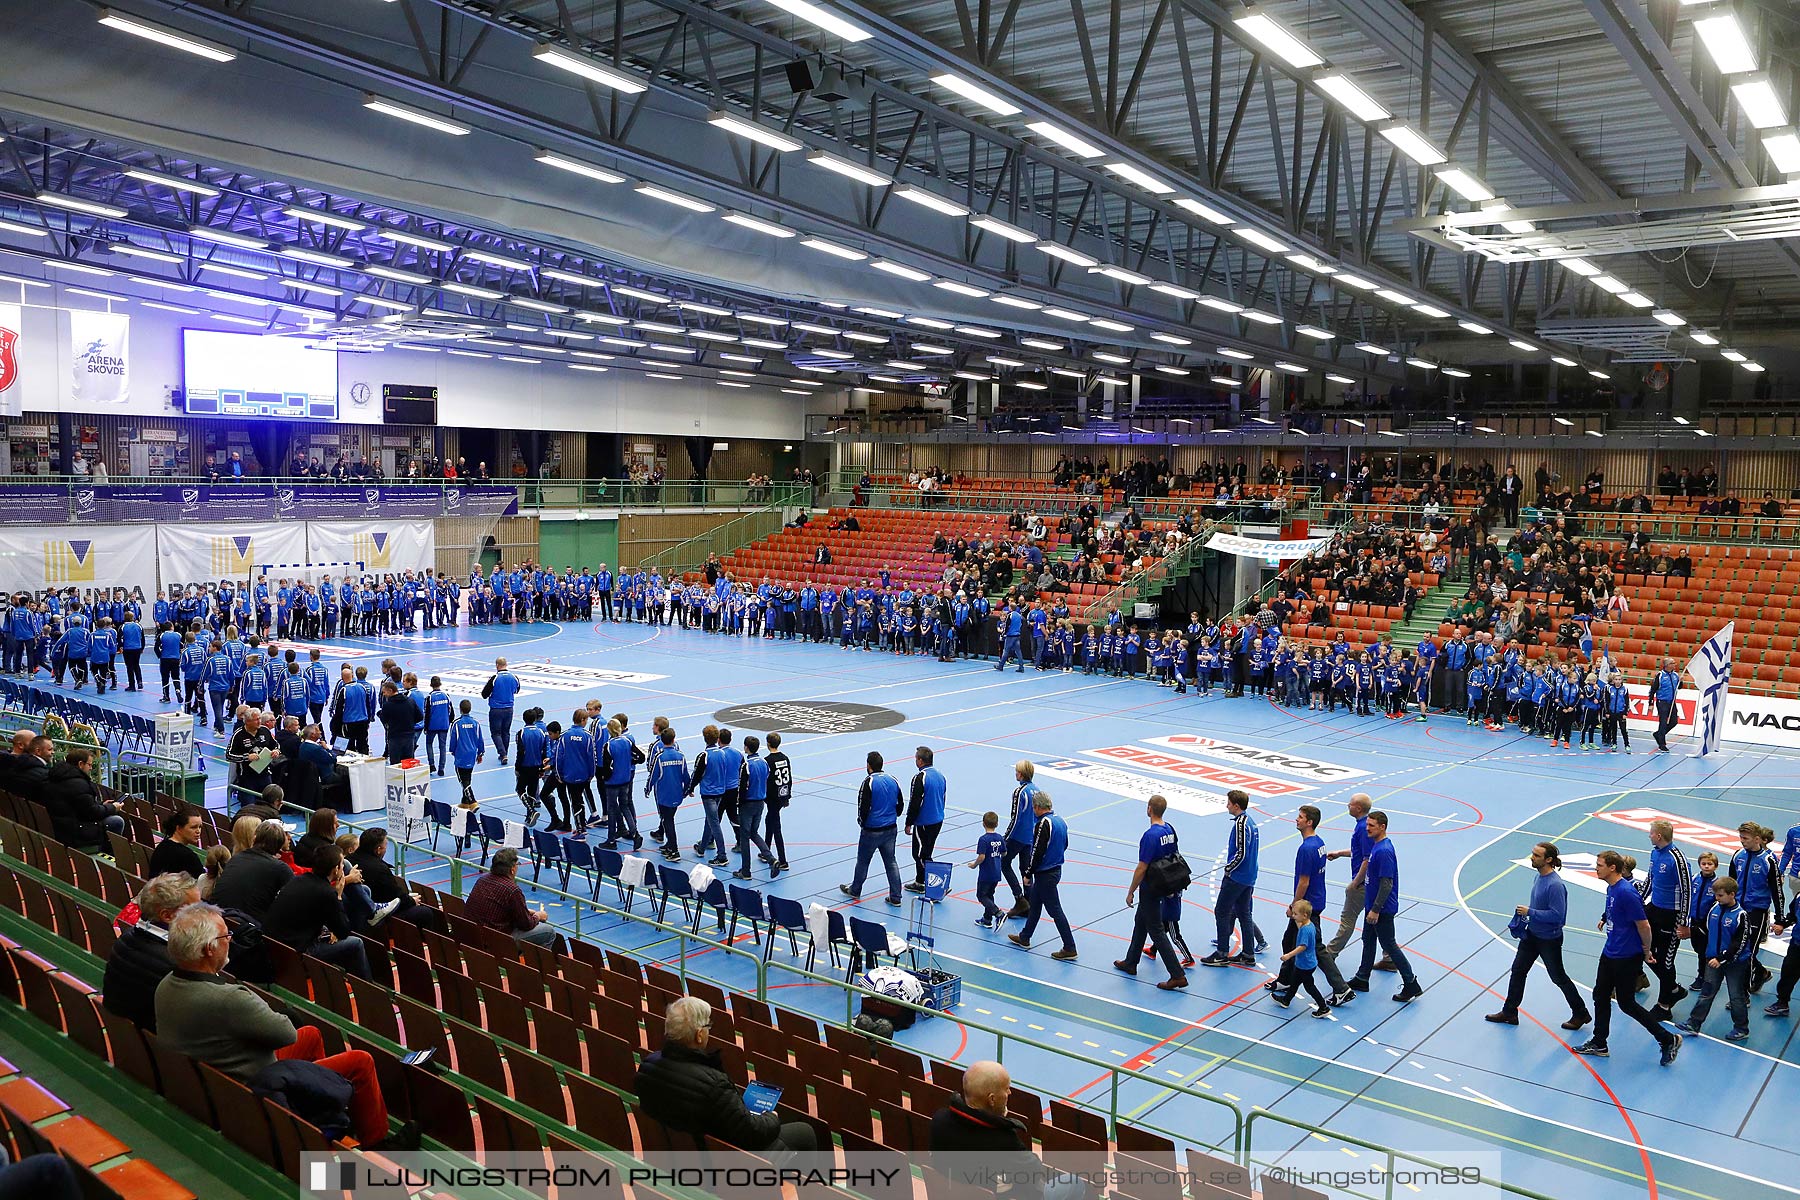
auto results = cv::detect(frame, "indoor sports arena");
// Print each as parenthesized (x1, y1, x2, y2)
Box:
(0, 2, 1797, 1199)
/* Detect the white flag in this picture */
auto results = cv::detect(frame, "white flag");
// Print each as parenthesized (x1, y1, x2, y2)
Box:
(1685, 622, 1734, 756)
(69, 310, 130, 405)
(0, 302, 22, 417)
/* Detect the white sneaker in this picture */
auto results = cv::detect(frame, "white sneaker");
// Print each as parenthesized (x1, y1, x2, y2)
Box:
(370, 898, 404, 927)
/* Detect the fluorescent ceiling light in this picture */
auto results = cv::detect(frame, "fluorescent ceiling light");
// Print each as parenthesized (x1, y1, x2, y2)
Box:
(635, 320, 685, 334)
(645, 372, 684, 381)
(992, 295, 1043, 310)
(186, 227, 266, 251)
(1210, 375, 1242, 388)
(738, 338, 789, 352)
(1354, 342, 1389, 355)
(1016, 381, 1048, 391)
(985, 355, 1025, 367)
(511, 297, 569, 313)
(1335, 273, 1377, 290)
(717, 380, 752, 389)
(790, 321, 841, 335)
(442, 281, 504, 299)
(1693, 13, 1757, 76)
(140, 301, 201, 314)
(891, 185, 969, 217)
(1313, 72, 1389, 122)
(1090, 318, 1135, 332)
(871, 259, 932, 281)
(1149, 283, 1200, 301)
(760, 0, 871, 41)
(541, 268, 596, 287)
(1235, 12, 1323, 68)
(1730, 77, 1787, 129)
(1173, 198, 1233, 225)
(1378, 123, 1448, 166)
(1412, 303, 1451, 318)
(970, 215, 1036, 242)
(1434, 168, 1495, 202)
(1049, 367, 1086, 379)
(123, 169, 216, 196)
(282, 247, 354, 268)
(599, 336, 647, 348)
(1591, 274, 1628, 294)
(111, 245, 182, 264)
(1104, 161, 1175, 194)
(719, 352, 762, 364)
(1042, 307, 1088, 322)
(363, 96, 471, 136)
(1651, 309, 1685, 326)
(1742, 361, 1765, 372)
(466, 249, 531, 270)
(1273, 362, 1309, 373)
(1234, 227, 1291, 255)
(1152, 332, 1193, 345)
(534, 152, 627, 184)
(1156, 365, 1191, 376)
(1552, 355, 1577, 367)
(569, 363, 609, 373)
(1035, 242, 1097, 267)
(1287, 254, 1338, 275)
(65, 287, 125, 301)
(1241, 310, 1282, 325)
(953, 371, 993, 381)
(799, 237, 867, 261)
(930, 73, 1020, 115)
(1560, 257, 1600, 277)
(1021, 338, 1064, 351)
(935, 280, 990, 298)
(956, 325, 1004, 337)
(499, 355, 540, 365)
(1618, 291, 1654, 308)
(722, 212, 795, 238)
(1093, 352, 1132, 364)
(532, 44, 646, 92)
(1092, 266, 1152, 286)
(36, 192, 128, 218)
(1508, 339, 1536, 352)
(359, 296, 414, 312)
(1405, 357, 1437, 369)
(1457, 321, 1491, 335)
(204, 291, 269, 305)
(1374, 288, 1413, 305)
(1095, 376, 1128, 387)
(611, 284, 665, 303)
(1587, 370, 1609, 380)
(645, 344, 696, 355)
(906, 316, 954, 329)
(1198, 297, 1244, 314)
(1327, 374, 1355, 384)
(689, 330, 738, 342)
(843, 331, 888, 344)
(380, 229, 454, 252)
(211, 314, 267, 327)
(97, 9, 236, 61)
(795, 364, 838, 373)
(1763, 132, 1800, 174)
(284, 205, 365, 231)
(634, 184, 715, 213)
(129, 276, 194, 290)
(1690, 331, 1719, 345)
(1218, 347, 1253, 360)
(1025, 121, 1104, 158)
(806, 151, 890, 187)
(1295, 325, 1335, 340)
(707, 111, 803, 152)
(911, 343, 954, 355)
(366, 265, 431, 284)
(679, 301, 734, 317)
(1721, 349, 1746, 362)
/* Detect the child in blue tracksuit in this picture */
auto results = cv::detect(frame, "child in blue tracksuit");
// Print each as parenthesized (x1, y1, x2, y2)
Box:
(1688, 851, 1719, 990)
(423, 680, 454, 776)
(968, 812, 1007, 929)
(1466, 663, 1489, 727)
(448, 700, 485, 809)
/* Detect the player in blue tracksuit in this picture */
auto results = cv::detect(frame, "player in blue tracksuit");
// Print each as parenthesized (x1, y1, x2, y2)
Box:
(204, 642, 234, 733)
(1729, 825, 1784, 994)
(598, 718, 642, 851)
(1680, 877, 1754, 1040)
(448, 701, 486, 809)
(423, 681, 454, 776)
(157, 624, 183, 702)
(87, 619, 118, 695)
(239, 654, 271, 711)
(117, 616, 144, 692)
(484, 660, 521, 764)
(646, 727, 689, 859)
(1204, 792, 1260, 965)
(304, 651, 333, 726)
(179, 634, 207, 716)
(553, 712, 599, 833)
(996, 605, 1026, 673)
(731, 736, 774, 878)
(1465, 662, 1489, 727)
(55, 617, 91, 689)
(514, 709, 549, 824)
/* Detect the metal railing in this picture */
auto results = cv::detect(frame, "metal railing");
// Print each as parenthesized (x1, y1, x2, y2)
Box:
(636, 503, 796, 577)
(520, 479, 813, 511)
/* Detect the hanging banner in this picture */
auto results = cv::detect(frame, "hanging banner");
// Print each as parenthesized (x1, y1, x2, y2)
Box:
(157, 521, 307, 586)
(74, 485, 189, 523)
(307, 519, 436, 575)
(0, 302, 22, 417)
(1204, 530, 1336, 560)
(277, 485, 382, 521)
(0, 523, 158, 598)
(446, 485, 521, 518)
(68, 310, 130, 405)
(0, 484, 70, 524)
(379, 486, 450, 518)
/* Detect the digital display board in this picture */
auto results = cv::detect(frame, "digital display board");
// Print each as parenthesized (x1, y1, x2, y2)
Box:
(181, 329, 340, 420)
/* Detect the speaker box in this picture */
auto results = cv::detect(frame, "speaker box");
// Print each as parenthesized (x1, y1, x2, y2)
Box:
(785, 59, 818, 93)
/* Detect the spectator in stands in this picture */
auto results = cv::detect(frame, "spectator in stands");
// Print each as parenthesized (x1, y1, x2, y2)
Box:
(263, 845, 382, 978)
(102, 872, 199, 1031)
(156, 903, 419, 1149)
(0, 1150, 80, 1200)
(147, 804, 205, 879)
(210, 819, 295, 921)
(814, 543, 831, 565)
(347, 827, 440, 931)
(292, 807, 340, 872)
(42, 747, 123, 852)
(0, 729, 35, 795)
(10, 735, 51, 803)
(467, 848, 559, 948)
(1761, 493, 1784, 519)
(929, 1060, 1083, 1200)
(377, 680, 421, 764)
(635, 995, 817, 1154)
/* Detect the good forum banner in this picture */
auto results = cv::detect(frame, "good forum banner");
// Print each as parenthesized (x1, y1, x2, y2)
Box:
(68, 310, 130, 405)
(157, 521, 307, 585)
(0, 523, 158, 598)
(307, 519, 436, 575)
